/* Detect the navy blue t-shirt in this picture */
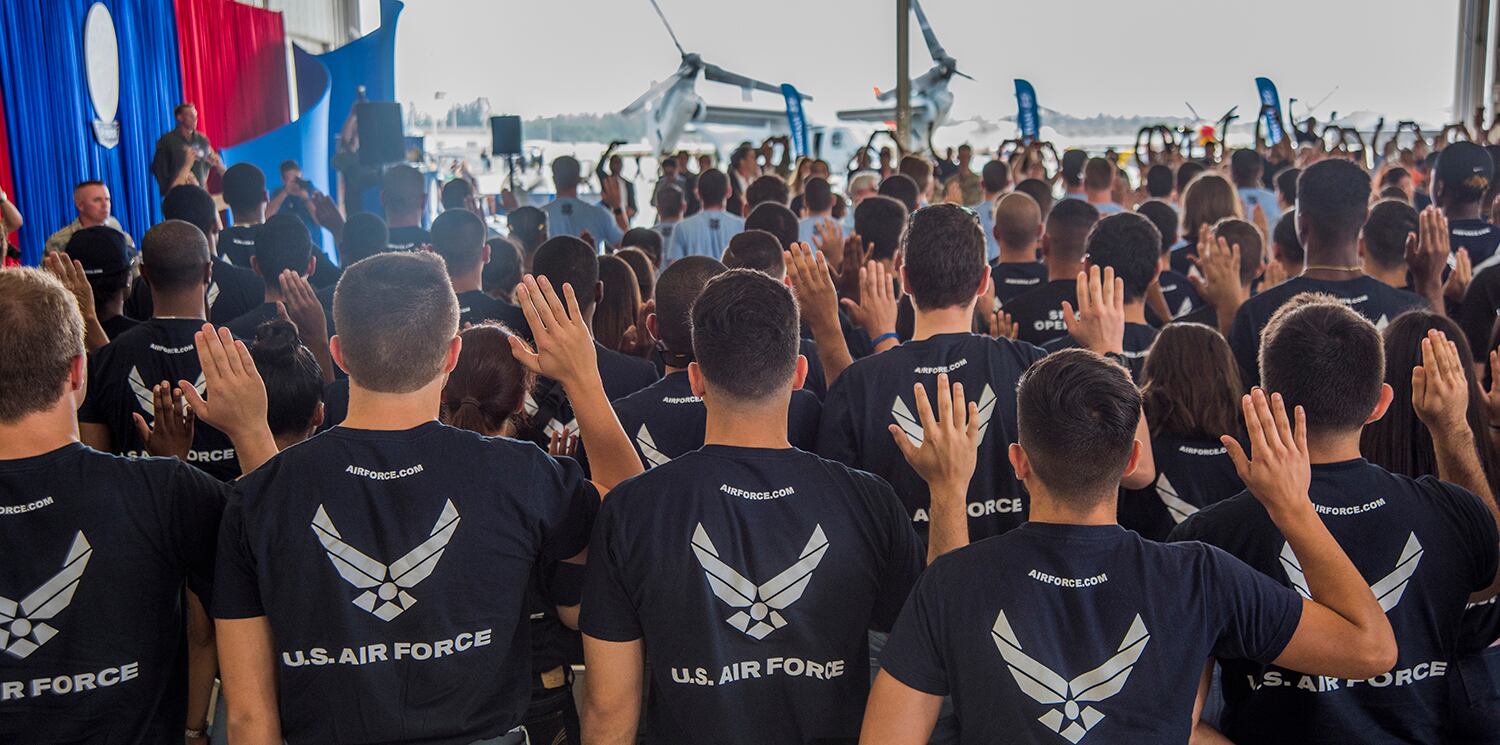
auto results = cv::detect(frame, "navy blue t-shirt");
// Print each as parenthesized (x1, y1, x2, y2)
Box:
(611, 372, 821, 469)
(580, 445, 924, 745)
(991, 262, 1049, 304)
(225, 302, 281, 341)
(79, 319, 242, 480)
(211, 423, 600, 744)
(1157, 269, 1203, 319)
(1041, 322, 1157, 380)
(386, 225, 430, 253)
(880, 522, 1302, 744)
(1458, 263, 1500, 363)
(520, 344, 659, 449)
(0, 445, 227, 744)
(1171, 460, 1499, 745)
(818, 332, 1046, 541)
(1452, 218, 1500, 268)
(1228, 276, 1426, 386)
(457, 289, 529, 338)
(1001, 279, 1076, 347)
(1117, 434, 1243, 542)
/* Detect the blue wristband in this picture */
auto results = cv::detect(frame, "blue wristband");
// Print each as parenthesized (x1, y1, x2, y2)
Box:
(871, 332, 900, 346)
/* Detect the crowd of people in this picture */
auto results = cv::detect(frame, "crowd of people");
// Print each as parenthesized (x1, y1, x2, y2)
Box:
(11, 98, 1500, 745)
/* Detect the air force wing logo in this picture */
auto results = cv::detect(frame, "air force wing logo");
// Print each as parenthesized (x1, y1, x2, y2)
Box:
(636, 424, 669, 469)
(1280, 532, 1422, 612)
(128, 367, 206, 421)
(1155, 475, 1199, 524)
(891, 384, 997, 448)
(311, 500, 460, 621)
(0, 532, 92, 659)
(691, 523, 828, 640)
(992, 610, 1149, 743)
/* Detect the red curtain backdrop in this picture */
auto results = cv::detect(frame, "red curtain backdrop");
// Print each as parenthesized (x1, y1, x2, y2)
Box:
(173, 0, 290, 149)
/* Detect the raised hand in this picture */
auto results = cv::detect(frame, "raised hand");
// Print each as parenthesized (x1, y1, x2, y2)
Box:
(1412, 330, 1471, 438)
(784, 242, 842, 333)
(1222, 389, 1312, 517)
(1061, 265, 1125, 355)
(1406, 207, 1451, 303)
(835, 232, 872, 300)
(180, 325, 269, 441)
(888, 374, 981, 496)
(132, 382, 195, 460)
(812, 219, 845, 266)
(1446, 248, 1473, 304)
(1188, 235, 1247, 311)
(510, 274, 601, 390)
(988, 310, 1018, 340)
(840, 260, 899, 344)
(277, 271, 328, 345)
(548, 429, 580, 459)
(1262, 257, 1289, 290)
(43, 252, 96, 315)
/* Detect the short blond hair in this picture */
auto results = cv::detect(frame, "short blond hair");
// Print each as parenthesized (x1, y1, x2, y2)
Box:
(0, 269, 84, 422)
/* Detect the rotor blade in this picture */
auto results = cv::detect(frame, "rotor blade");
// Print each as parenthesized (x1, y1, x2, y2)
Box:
(910, 0, 946, 63)
(621, 69, 689, 114)
(647, 0, 686, 57)
(703, 63, 781, 96)
(953, 69, 975, 81)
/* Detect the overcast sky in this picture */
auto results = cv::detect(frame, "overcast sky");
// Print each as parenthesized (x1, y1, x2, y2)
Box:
(395, 0, 1463, 126)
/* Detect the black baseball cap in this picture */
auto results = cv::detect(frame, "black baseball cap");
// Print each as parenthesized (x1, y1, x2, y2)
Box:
(1061, 149, 1088, 179)
(65, 226, 132, 276)
(1434, 142, 1494, 198)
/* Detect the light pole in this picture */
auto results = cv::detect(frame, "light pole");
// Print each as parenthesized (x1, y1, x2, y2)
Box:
(896, 0, 911, 152)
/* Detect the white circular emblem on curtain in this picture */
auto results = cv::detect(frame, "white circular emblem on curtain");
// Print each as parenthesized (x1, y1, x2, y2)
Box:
(84, 2, 120, 148)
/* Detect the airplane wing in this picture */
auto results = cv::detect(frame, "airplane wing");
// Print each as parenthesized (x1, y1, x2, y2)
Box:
(390, 500, 461, 589)
(700, 105, 790, 128)
(623, 69, 689, 115)
(837, 107, 899, 124)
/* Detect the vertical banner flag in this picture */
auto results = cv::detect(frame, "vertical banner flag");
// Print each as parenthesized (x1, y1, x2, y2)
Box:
(1014, 79, 1040, 141)
(1255, 77, 1286, 145)
(781, 83, 809, 158)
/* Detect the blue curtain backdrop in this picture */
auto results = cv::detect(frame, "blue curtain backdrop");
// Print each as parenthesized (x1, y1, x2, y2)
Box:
(319, 0, 403, 215)
(0, 0, 183, 265)
(223, 46, 332, 255)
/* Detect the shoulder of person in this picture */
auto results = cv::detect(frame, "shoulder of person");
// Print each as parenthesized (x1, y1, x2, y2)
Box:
(1169, 490, 1262, 543)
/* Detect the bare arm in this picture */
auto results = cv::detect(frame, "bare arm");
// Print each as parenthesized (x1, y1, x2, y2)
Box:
(215, 617, 282, 745)
(858, 671, 944, 745)
(1414, 330, 1500, 600)
(1190, 660, 1235, 744)
(79, 423, 112, 452)
(785, 243, 855, 387)
(185, 591, 218, 739)
(45, 254, 110, 352)
(0, 189, 21, 233)
(179, 325, 280, 475)
(581, 636, 645, 745)
(510, 275, 642, 493)
(1227, 390, 1396, 679)
(890, 374, 979, 562)
(1062, 265, 1154, 489)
